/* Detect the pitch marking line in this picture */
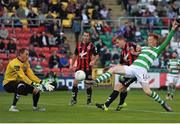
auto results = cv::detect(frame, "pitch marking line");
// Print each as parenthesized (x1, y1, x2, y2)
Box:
(22, 102, 180, 115)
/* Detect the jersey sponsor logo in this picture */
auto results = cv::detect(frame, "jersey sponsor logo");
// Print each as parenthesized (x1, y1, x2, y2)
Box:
(14, 65, 20, 71)
(79, 51, 87, 58)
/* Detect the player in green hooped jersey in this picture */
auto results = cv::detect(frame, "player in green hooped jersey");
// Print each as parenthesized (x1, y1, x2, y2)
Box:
(87, 20, 179, 112)
(166, 51, 180, 100)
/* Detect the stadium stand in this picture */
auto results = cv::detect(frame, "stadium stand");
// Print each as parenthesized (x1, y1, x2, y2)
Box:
(0, 0, 179, 76)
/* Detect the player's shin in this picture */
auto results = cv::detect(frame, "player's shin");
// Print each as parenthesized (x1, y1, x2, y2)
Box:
(105, 90, 119, 107)
(150, 91, 165, 105)
(119, 91, 128, 105)
(33, 92, 40, 107)
(72, 86, 78, 101)
(12, 93, 20, 106)
(86, 87, 92, 104)
(95, 72, 112, 83)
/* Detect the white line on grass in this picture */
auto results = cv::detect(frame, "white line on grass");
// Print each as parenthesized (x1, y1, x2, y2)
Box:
(22, 102, 180, 115)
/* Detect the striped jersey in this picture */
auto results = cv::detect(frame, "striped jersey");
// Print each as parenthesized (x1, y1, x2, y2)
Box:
(120, 42, 138, 65)
(167, 59, 180, 75)
(132, 30, 175, 70)
(75, 41, 99, 71)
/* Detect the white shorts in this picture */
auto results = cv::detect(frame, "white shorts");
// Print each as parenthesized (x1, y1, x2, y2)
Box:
(123, 65, 150, 86)
(166, 74, 179, 85)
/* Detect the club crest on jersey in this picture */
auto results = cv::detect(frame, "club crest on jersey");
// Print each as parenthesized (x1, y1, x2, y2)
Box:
(14, 65, 20, 71)
(23, 66, 27, 72)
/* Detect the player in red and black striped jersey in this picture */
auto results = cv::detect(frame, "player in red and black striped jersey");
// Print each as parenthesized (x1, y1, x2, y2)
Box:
(115, 36, 141, 111)
(96, 35, 141, 111)
(70, 31, 100, 105)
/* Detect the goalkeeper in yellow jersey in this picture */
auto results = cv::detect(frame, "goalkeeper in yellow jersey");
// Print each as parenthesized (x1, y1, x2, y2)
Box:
(3, 48, 54, 112)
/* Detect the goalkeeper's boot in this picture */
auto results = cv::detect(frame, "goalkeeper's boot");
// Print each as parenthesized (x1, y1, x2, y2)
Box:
(9, 106, 19, 112)
(33, 106, 46, 112)
(161, 102, 172, 112)
(69, 99, 77, 106)
(115, 102, 127, 111)
(96, 103, 108, 111)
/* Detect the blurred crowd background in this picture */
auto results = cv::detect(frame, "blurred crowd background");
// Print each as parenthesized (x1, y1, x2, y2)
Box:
(0, 0, 179, 76)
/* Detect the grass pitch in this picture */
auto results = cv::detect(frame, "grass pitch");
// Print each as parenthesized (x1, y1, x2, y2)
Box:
(0, 89, 180, 123)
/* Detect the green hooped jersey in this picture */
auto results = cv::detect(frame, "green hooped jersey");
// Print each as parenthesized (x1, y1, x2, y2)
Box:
(167, 59, 180, 75)
(132, 30, 175, 70)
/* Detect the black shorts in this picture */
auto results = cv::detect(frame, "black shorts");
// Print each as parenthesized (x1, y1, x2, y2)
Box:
(3, 81, 34, 95)
(76, 70, 92, 80)
(119, 76, 137, 87)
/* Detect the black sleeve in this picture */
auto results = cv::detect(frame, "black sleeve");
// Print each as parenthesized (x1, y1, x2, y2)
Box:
(92, 44, 100, 56)
(74, 47, 78, 55)
(130, 42, 137, 51)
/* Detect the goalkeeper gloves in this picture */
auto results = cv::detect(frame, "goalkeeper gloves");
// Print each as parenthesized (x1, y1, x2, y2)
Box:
(41, 80, 55, 91)
(32, 82, 44, 92)
(32, 81, 55, 92)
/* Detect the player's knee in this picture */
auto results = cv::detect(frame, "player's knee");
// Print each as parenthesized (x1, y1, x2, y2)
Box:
(114, 83, 124, 91)
(108, 68, 115, 74)
(73, 79, 79, 86)
(143, 88, 151, 96)
(16, 83, 28, 95)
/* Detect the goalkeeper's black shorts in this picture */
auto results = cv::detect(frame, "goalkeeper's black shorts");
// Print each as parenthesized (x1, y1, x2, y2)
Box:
(119, 76, 137, 87)
(3, 81, 34, 95)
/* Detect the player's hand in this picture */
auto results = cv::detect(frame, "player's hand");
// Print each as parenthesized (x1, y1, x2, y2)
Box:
(32, 82, 44, 92)
(90, 60, 95, 66)
(172, 19, 179, 30)
(84, 80, 98, 87)
(69, 64, 76, 71)
(42, 80, 55, 91)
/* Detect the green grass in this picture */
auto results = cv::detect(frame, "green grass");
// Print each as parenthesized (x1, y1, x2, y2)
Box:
(0, 89, 180, 123)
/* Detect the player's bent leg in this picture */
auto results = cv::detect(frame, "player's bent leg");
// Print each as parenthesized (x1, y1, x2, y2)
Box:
(93, 65, 126, 84)
(32, 92, 46, 112)
(96, 83, 125, 111)
(115, 89, 128, 111)
(9, 93, 20, 112)
(168, 83, 175, 100)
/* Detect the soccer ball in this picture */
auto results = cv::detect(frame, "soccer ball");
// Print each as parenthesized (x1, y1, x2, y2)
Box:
(75, 70, 86, 81)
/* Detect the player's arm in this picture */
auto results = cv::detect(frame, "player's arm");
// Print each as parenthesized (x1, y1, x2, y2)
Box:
(70, 47, 78, 69)
(130, 43, 141, 56)
(12, 64, 33, 85)
(157, 20, 178, 54)
(90, 45, 100, 66)
(90, 54, 99, 66)
(26, 63, 41, 84)
(26, 63, 54, 91)
(167, 61, 171, 72)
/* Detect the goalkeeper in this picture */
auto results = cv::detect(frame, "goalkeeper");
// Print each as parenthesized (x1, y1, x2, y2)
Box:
(3, 48, 54, 112)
